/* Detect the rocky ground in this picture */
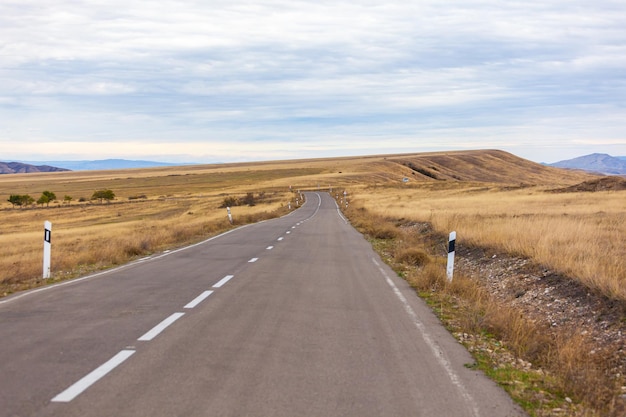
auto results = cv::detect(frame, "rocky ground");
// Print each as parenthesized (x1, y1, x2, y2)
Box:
(454, 243, 626, 413)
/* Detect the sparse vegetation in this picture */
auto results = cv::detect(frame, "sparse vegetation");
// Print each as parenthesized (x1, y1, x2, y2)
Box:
(8, 194, 34, 208)
(91, 189, 115, 203)
(219, 192, 259, 208)
(349, 185, 626, 302)
(37, 191, 56, 207)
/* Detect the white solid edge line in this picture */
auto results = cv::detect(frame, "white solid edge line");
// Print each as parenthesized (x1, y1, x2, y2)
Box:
(51, 350, 135, 403)
(371, 257, 481, 417)
(138, 312, 185, 341)
(212, 275, 234, 288)
(184, 290, 214, 309)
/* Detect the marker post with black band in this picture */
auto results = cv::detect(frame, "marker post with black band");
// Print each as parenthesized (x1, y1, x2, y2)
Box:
(446, 231, 456, 282)
(43, 221, 52, 279)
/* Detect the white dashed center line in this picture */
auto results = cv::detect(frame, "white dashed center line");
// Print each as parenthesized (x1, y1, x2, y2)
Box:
(138, 312, 185, 341)
(184, 290, 214, 309)
(51, 350, 136, 403)
(213, 275, 234, 288)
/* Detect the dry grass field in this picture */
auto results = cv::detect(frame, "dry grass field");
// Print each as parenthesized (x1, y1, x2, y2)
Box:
(2, 149, 624, 415)
(350, 183, 626, 302)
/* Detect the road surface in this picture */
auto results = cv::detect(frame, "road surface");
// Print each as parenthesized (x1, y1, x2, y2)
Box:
(0, 192, 525, 416)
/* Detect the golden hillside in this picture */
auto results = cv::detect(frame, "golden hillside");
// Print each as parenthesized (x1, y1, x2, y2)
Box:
(379, 149, 594, 185)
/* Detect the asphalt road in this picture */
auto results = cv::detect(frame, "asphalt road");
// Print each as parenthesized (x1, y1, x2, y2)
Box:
(0, 192, 526, 417)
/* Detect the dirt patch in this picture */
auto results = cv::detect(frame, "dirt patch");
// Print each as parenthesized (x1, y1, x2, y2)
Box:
(456, 245, 626, 348)
(550, 176, 626, 193)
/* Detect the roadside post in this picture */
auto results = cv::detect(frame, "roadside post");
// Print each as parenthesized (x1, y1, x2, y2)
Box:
(446, 231, 456, 282)
(43, 221, 52, 279)
(227, 207, 233, 224)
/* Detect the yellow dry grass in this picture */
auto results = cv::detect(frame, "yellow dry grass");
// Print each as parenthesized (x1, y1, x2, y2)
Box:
(351, 184, 626, 302)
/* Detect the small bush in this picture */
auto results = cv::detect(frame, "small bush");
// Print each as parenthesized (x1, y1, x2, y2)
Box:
(128, 194, 148, 201)
(356, 218, 398, 239)
(395, 248, 430, 267)
(219, 196, 239, 208)
(407, 262, 446, 290)
(242, 192, 256, 206)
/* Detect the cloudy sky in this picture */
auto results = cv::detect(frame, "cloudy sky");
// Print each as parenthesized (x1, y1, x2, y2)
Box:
(1, 0, 625, 164)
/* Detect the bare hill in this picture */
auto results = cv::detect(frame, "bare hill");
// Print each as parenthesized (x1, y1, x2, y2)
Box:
(232, 149, 595, 187)
(380, 150, 594, 185)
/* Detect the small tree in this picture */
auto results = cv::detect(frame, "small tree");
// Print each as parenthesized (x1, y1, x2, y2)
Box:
(8, 194, 21, 208)
(8, 194, 34, 208)
(43, 191, 56, 206)
(91, 189, 115, 204)
(38, 191, 57, 207)
(37, 195, 49, 207)
(22, 194, 34, 207)
(64, 195, 73, 205)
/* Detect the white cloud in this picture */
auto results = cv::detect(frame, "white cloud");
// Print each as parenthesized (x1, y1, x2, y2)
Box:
(1, 0, 625, 163)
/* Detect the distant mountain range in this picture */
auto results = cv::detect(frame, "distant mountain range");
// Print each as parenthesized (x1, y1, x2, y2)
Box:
(0, 162, 70, 174)
(548, 153, 626, 175)
(1, 159, 187, 173)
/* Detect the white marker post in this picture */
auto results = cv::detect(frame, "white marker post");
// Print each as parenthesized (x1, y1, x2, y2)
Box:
(43, 221, 52, 279)
(226, 207, 233, 224)
(446, 231, 456, 282)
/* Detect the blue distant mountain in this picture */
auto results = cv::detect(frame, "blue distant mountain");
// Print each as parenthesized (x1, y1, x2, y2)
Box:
(19, 159, 189, 171)
(0, 161, 70, 174)
(549, 153, 626, 175)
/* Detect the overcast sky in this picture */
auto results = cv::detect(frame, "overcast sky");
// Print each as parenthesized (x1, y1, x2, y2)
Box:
(1, 0, 625, 164)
